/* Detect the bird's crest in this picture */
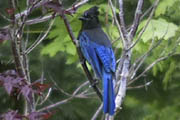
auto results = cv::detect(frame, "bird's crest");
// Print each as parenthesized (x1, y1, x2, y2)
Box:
(83, 6, 99, 18)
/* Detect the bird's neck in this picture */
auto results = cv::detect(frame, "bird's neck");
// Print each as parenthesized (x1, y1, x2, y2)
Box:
(82, 21, 101, 30)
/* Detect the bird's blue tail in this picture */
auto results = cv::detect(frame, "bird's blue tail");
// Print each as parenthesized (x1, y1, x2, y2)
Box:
(103, 72, 115, 115)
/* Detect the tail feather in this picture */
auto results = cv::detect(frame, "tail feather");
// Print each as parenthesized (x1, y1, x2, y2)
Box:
(103, 72, 115, 115)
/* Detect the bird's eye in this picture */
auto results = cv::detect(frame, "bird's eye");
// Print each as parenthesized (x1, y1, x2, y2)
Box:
(84, 12, 93, 19)
(84, 12, 88, 17)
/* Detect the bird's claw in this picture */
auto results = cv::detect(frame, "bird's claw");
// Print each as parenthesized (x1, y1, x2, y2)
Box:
(91, 78, 99, 87)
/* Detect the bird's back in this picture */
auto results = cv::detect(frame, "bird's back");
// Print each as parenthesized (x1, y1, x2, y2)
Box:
(80, 28, 112, 48)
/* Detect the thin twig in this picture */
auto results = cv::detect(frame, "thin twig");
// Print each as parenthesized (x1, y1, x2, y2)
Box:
(129, 17, 168, 81)
(140, 4, 153, 21)
(127, 81, 152, 90)
(130, 53, 179, 84)
(37, 97, 72, 112)
(3, 0, 90, 29)
(73, 81, 89, 95)
(37, 79, 92, 112)
(128, 0, 159, 50)
(118, 0, 128, 42)
(0, 12, 12, 22)
(91, 104, 103, 120)
(108, 0, 126, 46)
(15, 0, 49, 19)
(129, 0, 144, 38)
(49, 74, 72, 97)
(66, 0, 89, 13)
(39, 88, 52, 105)
(25, 19, 55, 54)
(49, 73, 91, 98)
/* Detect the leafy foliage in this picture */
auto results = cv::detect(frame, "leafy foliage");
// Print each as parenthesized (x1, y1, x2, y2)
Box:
(0, 110, 22, 120)
(162, 60, 176, 90)
(155, 0, 179, 17)
(0, 110, 54, 120)
(0, 70, 25, 95)
(137, 18, 178, 42)
(0, 70, 50, 103)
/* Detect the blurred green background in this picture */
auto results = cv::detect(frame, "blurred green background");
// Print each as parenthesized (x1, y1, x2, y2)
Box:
(0, 0, 180, 119)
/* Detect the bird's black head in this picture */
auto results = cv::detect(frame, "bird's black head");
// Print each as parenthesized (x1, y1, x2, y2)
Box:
(79, 6, 101, 29)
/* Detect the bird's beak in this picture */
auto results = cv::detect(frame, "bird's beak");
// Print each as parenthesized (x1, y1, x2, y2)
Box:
(79, 17, 85, 20)
(79, 17, 90, 21)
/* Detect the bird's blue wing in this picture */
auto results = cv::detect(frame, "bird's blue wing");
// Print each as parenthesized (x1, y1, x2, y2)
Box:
(78, 32, 102, 78)
(95, 46, 116, 73)
(78, 32, 116, 77)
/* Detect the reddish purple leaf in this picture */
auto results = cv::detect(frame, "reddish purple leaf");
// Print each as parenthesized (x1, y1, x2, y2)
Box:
(5, 8, 15, 15)
(0, 70, 49, 103)
(0, 110, 53, 120)
(33, 82, 51, 92)
(0, 110, 23, 120)
(19, 84, 33, 103)
(28, 112, 48, 120)
(42, 111, 56, 120)
(0, 70, 24, 95)
(4, 76, 14, 94)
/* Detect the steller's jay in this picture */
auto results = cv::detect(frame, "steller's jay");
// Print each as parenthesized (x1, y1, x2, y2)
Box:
(78, 6, 116, 115)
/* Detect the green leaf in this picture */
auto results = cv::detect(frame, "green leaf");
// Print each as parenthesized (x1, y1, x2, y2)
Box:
(163, 61, 176, 90)
(155, 0, 178, 17)
(41, 38, 65, 57)
(152, 63, 164, 76)
(65, 41, 76, 55)
(66, 55, 78, 64)
(152, 65, 158, 76)
(77, 61, 92, 71)
(138, 18, 178, 42)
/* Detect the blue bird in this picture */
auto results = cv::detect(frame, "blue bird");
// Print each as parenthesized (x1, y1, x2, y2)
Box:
(78, 6, 116, 115)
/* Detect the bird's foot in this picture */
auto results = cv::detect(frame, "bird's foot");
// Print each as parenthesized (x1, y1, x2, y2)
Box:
(91, 78, 99, 87)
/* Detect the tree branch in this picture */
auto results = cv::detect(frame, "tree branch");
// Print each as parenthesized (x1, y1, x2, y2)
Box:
(129, 0, 144, 38)
(118, 0, 128, 43)
(91, 104, 103, 120)
(25, 19, 55, 54)
(37, 78, 94, 112)
(130, 53, 179, 84)
(128, 0, 159, 50)
(37, 97, 72, 112)
(3, 0, 90, 29)
(127, 81, 152, 90)
(108, 0, 126, 46)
